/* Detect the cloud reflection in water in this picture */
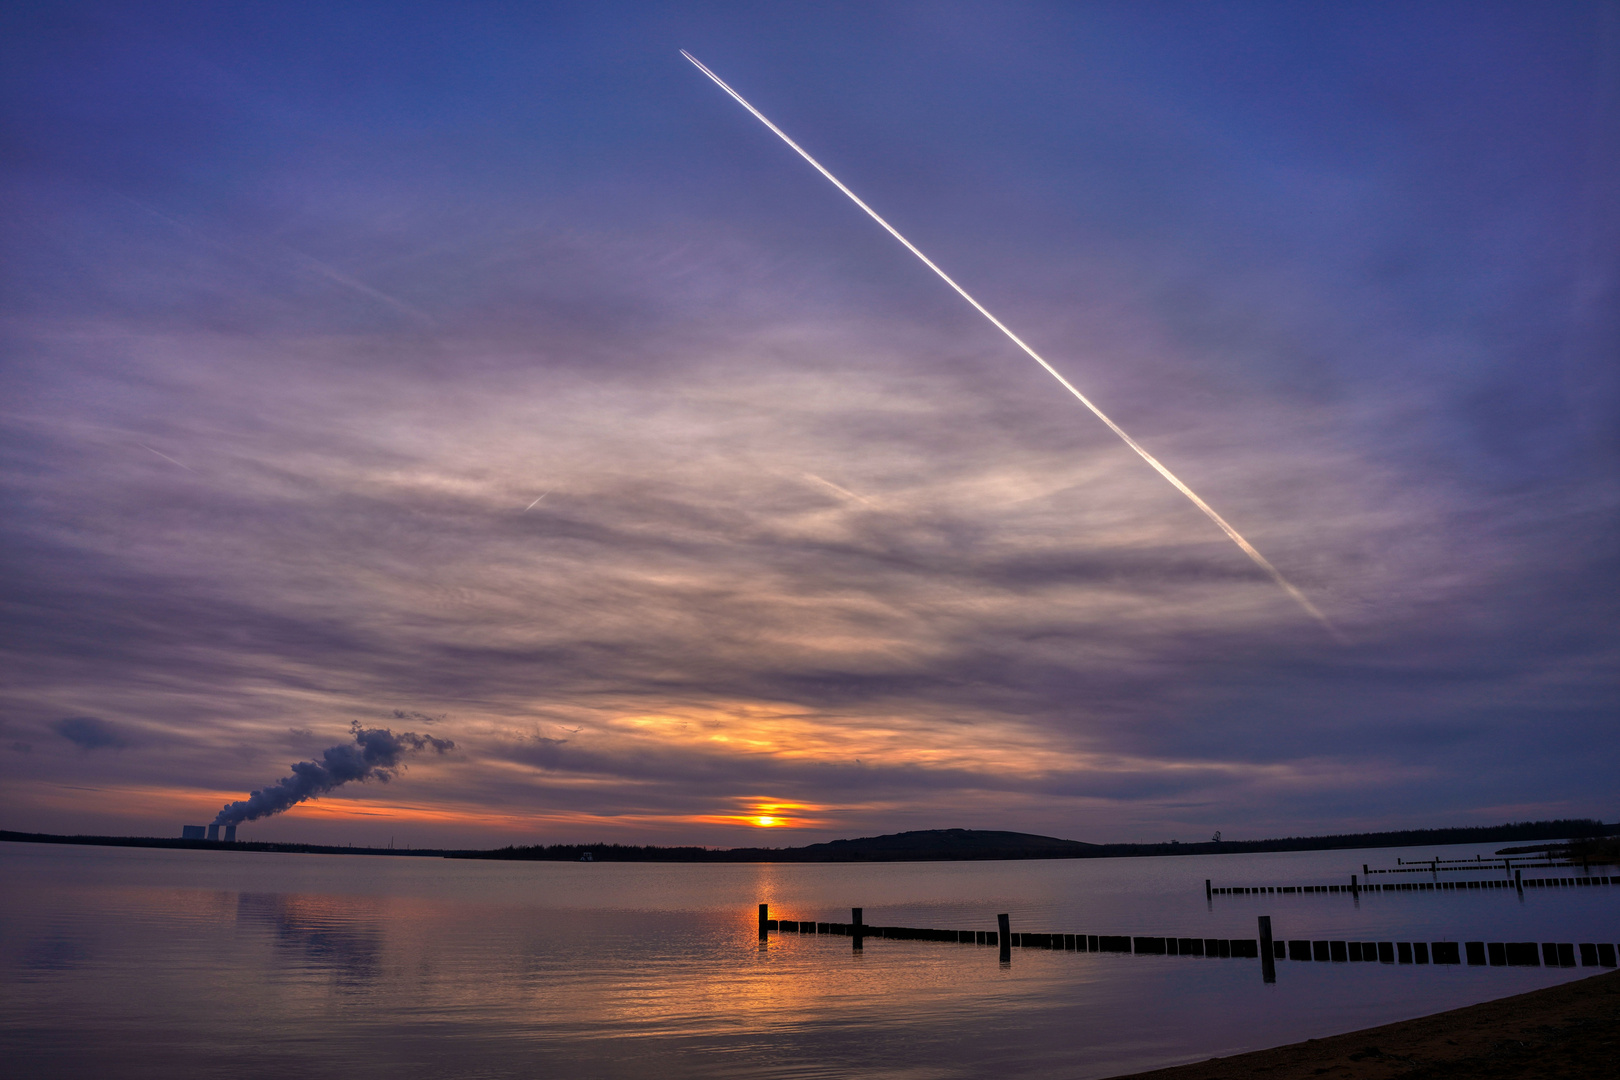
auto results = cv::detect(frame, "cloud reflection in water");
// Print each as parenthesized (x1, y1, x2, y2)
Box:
(236, 892, 382, 987)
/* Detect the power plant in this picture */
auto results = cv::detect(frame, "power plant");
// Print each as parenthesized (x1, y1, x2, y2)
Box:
(180, 824, 236, 841)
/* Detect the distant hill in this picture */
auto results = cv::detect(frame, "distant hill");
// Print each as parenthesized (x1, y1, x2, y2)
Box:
(733, 828, 1099, 862)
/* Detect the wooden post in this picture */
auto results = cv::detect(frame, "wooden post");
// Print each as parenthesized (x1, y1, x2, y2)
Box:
(1515, 868, 1522, 896)
(1205, 878, 1212, 900)
(1258, 915, 1275, 983)
(852, 907, 863, 950)
(1351, 874, 1358, 898)
(998, 913, 1011, 962)
(758, 903, 769, 939)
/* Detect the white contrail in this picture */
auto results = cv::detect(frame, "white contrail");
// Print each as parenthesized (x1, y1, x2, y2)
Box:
(138, 443, 194, 472)
(107, 187, 430, 322)
(293, 254, 431, 322)
(803, 472, 873, 506)
(680, 50, 1339, 639)
(523, 490, 551, 512)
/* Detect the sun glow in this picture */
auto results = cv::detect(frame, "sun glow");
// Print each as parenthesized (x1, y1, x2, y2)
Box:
(732, 801, 814, 829)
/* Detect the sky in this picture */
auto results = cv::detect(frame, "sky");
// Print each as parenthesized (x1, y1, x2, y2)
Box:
(2, 1, 1616, 849)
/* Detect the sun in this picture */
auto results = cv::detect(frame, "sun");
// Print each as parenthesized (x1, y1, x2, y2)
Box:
(733, 801, 817, 829)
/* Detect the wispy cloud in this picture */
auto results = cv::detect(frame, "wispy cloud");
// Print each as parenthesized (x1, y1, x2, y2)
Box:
(1, 2, 1614, 846)
(51, 717, 137, 751)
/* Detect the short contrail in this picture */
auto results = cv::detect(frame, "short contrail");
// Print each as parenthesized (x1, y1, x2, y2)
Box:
(523, 490, 551, 512)
(804, 472, 873, 506)
(139, 443, 193, 471)
(680, 51, 1338, 639)
(107, 188, 430, 322)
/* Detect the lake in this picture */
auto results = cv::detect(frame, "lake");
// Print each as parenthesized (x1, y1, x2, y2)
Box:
(2, 839, 1614, 1078)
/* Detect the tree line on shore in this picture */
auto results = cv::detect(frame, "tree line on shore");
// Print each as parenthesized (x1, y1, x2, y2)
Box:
(452, 819, 1615, 863)
(3, 818, 1611, 862)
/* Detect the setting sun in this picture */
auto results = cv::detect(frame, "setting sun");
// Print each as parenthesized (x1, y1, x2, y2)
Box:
(752, 816, 780, 827)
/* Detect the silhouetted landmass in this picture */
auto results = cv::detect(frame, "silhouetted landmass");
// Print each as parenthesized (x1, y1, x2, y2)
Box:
(2, 819, 1612, 863)
(466, 829, 1100, 863)
(0, 831, 454, 857)
(1498, 835, 1620, 864)
(764, 828, 1097, 861)
(0, 835, 469, 854)
(1068, 818, 1616, 859)
(458, 820, 1615, 863)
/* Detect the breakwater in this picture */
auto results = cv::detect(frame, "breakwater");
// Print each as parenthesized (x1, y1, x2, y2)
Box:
(1207, 871, 1618, 898)
(761, 918, 1263, 957)
(757, 905, 1620, 977)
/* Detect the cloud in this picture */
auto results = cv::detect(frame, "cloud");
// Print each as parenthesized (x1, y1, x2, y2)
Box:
(0, 4, 1615, 845)
(51, 716, 136, 751)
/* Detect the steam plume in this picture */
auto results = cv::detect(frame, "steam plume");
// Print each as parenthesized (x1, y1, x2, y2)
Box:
(214, 723, 453, 826)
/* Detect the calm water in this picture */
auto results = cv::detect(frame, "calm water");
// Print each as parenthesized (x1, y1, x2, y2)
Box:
(2, 840, 1615, 1079)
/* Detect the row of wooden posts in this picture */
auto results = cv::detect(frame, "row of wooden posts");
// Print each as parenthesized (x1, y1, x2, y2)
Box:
(1205, 871, 1619, 899)
(756, 904, 1266, 964)
(756, 906, 1620, 982)
(1387, 855, 1614, 874)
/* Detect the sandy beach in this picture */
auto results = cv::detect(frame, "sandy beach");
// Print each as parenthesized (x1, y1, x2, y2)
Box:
(1113, 969, 1620, 1079)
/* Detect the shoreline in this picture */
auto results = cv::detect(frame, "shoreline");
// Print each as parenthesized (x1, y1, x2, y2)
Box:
(1110, 969, 1620, 1079)
(3, 821, 1613, 864)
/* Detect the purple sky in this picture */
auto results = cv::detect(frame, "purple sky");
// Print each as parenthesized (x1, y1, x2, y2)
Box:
(2, 2, 1616, 848)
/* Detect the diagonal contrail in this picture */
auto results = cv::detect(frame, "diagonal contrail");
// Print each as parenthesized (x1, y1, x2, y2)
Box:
(107, 187, 430, 322)
(139, 443, 194, 472)
(680, 50, 1339, 639)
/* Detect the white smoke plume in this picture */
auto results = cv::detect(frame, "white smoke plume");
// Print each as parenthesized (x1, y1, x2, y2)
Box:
(213, 722, 454, 826)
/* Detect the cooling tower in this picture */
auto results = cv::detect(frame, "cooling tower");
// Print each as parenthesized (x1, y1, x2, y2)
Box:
(206, 823, 220, 841)
(224, 824, 236, 842)
(181, 825, 205, 839)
